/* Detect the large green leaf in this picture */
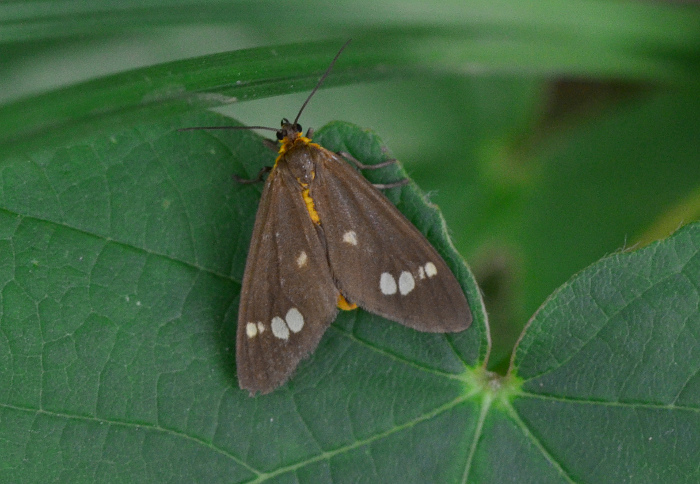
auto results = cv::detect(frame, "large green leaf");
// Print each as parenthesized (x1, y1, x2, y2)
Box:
(507, 221, 700, 483)
(1, 110, 698, 481)
(0, 115, 487, 482)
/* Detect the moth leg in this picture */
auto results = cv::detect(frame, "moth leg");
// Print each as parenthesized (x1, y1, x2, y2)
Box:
(371, 178, 409, 190)
(306, 128, 315, 138)
(234, 166, 272, 184)
(338, 151, 408, 189)
(339, 151, 399, 170)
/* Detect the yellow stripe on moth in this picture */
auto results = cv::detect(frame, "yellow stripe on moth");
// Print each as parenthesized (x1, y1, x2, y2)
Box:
(301, 186, 320, 224)
(278, 133, 354, 311)
(337, 294, 358, 311)
(275, 134, 322, 225)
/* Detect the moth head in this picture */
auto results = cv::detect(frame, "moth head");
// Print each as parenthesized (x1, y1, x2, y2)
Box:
(277, 118, 303, 141)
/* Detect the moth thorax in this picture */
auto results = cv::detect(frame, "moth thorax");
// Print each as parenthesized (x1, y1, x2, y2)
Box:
(285, 144, 317, 184)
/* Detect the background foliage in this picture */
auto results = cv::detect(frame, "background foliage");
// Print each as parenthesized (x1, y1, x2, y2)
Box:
(1, 1, 699, 482)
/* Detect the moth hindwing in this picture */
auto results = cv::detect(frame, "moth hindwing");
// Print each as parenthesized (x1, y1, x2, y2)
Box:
(236, 122, 472, 395)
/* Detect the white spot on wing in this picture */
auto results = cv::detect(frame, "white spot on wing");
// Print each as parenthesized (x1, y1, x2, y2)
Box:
(380, 272, 397, 295)
(246, 322, 258, 338)
(257, 322, 265, 333)
(285, 307, 304, 333)
(418, 266, 425, 280)
(271, 316, 290, 340)
(425, 262, 438, 278)
(399, 271, 415, 295)
(297, 251, 308, 268)
(343, 230, 358, 246)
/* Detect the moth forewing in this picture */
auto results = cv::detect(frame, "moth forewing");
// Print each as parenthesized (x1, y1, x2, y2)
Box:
(236, 162, 339, 395)
(309, 147, 472, 332)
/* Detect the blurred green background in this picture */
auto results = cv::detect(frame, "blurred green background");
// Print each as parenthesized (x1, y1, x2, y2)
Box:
(1, 0, 699, 369)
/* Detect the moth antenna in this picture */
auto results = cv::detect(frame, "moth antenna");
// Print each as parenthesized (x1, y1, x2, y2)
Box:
(178, 126, 278, 132)
(292, 39, 352, 126)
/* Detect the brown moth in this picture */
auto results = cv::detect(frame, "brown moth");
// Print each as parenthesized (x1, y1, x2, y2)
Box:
(183, 41, 471, 395)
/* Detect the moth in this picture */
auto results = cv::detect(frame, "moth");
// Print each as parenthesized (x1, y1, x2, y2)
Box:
(183, 41, 472, 395)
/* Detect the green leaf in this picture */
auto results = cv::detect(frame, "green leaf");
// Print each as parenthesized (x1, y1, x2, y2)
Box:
(2, 107, 698, 481)
(3, 0, 699, 87)
(3, 3, 699, 152)
(507, 222, 700, 483)
(0, 114, 487, 482)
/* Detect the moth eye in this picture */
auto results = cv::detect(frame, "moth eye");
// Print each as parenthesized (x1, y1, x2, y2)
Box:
(294, 123, 302, 133)
(276, 130, 285, 140)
